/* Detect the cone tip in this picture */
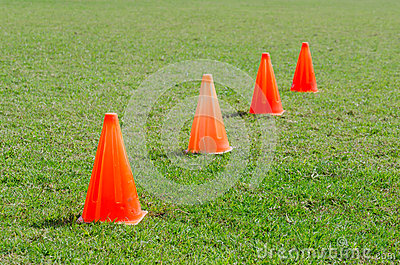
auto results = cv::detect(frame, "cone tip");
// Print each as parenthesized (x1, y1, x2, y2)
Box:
(261, 52, 270, 59)
(104, 113, 118, 122)
(302, 42, 309, 48)
(202, 74, 213, 83)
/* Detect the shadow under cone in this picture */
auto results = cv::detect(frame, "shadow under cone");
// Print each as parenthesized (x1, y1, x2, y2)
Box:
(291, 42, 318, 93)
(249, 53, 284, 115)
(187, 74, 232, 154)
(79, 113, 147, 225)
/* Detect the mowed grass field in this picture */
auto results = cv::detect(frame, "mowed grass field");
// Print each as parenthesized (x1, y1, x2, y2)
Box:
(1, 0, 399, 263)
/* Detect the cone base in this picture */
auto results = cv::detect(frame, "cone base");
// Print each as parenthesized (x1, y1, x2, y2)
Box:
(77, 211, 148, 226)
(249, 110, 285, 116)
(186, 146, 233, 155)
(270, 110, 285, 116)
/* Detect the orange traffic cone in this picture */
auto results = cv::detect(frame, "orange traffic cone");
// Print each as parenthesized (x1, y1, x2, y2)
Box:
(291, 42, 318, 92)
(78, 113, 147, 225)
(249, 53, 284, 115)
(187, 74, 232, 154)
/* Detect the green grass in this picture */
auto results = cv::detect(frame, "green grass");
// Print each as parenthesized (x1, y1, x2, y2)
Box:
(0, 0, 399, 263)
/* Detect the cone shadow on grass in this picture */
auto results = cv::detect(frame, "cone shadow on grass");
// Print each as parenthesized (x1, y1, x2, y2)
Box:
(31, 213, 81, 228)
